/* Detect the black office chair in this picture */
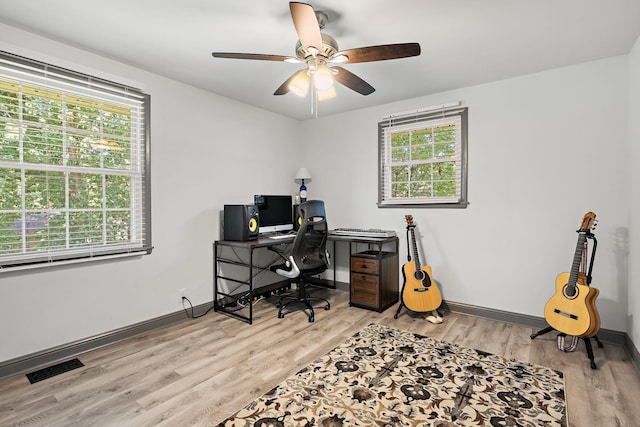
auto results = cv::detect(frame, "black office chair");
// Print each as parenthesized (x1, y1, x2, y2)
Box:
(270, 200, 331, 322)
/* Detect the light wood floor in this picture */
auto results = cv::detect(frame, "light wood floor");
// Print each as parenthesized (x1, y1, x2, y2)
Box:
(1, 289, 639, 426)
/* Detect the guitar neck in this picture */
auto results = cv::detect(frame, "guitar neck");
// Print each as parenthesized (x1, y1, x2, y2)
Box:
(568, 233, 588, 285)
(409, 227, 421, 270)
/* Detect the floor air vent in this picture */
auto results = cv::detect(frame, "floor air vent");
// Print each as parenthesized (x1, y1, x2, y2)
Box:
(26, 358, 84, 384)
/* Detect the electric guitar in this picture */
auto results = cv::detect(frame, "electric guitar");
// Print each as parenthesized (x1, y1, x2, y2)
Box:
(401, 215, 443, 313)
(544, 212, 601, 337)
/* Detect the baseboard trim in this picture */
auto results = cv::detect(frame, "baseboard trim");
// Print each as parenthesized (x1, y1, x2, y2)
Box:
(0, 303, 212, 380)
(1, 298, 638, 380)
(624, 334, 640, 376)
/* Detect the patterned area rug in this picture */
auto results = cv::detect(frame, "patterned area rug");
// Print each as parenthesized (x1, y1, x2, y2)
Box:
(218, 323, 566, 426)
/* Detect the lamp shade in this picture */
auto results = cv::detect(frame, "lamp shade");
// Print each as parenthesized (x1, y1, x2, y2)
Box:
(317, 86, 336, 101)
(313, 66, 334, 91)
(295, 167, 311, 181)
(289, 71, 310, 97)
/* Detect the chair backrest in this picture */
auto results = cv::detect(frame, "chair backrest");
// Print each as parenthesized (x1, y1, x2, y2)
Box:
(290, 200, 329, 274)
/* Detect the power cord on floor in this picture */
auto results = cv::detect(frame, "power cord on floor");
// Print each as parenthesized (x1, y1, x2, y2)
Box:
(181, 296, 214, 319)
(182, 290, 271, 319)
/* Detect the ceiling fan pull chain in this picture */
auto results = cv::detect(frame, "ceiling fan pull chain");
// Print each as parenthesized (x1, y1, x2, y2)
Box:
(312, 79, 318, 118)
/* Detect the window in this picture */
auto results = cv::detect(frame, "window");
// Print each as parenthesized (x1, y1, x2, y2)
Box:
(0, 51, 151, 271)
(378, 105, 468, 208)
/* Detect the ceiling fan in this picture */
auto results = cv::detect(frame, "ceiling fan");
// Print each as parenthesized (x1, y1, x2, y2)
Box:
(211, 2, 421, 100)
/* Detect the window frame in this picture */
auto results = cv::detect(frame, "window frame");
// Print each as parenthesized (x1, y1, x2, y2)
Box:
(0, 50, 152, 272)
(378, 106, 468, 208)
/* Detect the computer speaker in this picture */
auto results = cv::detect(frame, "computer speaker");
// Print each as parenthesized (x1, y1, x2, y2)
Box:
(223, 204, 259, 241)
(292, 204, 303, 231)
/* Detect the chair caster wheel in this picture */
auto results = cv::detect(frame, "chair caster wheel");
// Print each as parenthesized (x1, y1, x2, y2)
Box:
(308, 316, 314, 322)
(278, 313, 284, 319)
(324, 305, 330, 310)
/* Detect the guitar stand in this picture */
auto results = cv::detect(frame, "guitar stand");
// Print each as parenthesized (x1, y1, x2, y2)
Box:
(393, 300, 443, 321)
(531, 232, 603, 369)
(530, 326, 603, 369)
(393, 300, 405, 319)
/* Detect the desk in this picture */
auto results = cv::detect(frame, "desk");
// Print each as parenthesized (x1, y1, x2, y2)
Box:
(214, 234, 398, 324)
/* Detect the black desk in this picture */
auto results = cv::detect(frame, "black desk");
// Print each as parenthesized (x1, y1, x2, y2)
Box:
(213, 234, 398, 324)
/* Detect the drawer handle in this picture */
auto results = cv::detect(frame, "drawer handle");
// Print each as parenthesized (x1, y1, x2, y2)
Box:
(360, 264, 367, 269)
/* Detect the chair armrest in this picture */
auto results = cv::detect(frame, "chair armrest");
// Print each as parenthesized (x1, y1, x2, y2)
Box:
(272, 255, 301, 279)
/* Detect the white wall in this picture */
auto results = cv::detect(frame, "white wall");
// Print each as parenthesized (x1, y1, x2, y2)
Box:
(0, 24, 301, 363)
(301, 56, 630, 332)
(628, 35, 640, 347)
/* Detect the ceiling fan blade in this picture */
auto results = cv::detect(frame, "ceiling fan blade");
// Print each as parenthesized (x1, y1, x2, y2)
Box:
(337, 43, 421, 64)
(212, 52, 291, 62)
(289, 2, 323, 51)
(332, 66, 375, 96)
(274, 70, 304, 95)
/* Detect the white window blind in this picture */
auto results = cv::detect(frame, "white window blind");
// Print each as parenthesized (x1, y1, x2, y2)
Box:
(378, 106, 468, 208)
(0, 51, 152, 271)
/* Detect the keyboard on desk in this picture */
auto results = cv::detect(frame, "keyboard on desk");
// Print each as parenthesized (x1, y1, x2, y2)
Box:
(330, 228, 397, 238)
(265, 232, 296, 240)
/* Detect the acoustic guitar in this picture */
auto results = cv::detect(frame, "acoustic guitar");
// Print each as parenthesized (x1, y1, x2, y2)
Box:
(401, 215, 443, 313)
(544, 212, 600, 338)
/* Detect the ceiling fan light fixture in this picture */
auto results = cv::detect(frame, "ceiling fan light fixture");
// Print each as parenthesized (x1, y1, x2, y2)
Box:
(317, 86, 336, 101)
(313, 66, 334, 91)
(289, 70, 310, 97)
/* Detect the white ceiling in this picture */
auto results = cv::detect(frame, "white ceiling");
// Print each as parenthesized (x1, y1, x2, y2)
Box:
(1, 0, 639, 121)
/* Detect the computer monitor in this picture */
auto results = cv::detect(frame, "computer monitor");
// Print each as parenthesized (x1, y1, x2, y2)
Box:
(254, 194, 293, 234)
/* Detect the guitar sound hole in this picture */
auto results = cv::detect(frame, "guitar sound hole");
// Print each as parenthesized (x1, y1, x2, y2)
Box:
(414, 271, 424, 281)
(563, 285, 577, 299)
